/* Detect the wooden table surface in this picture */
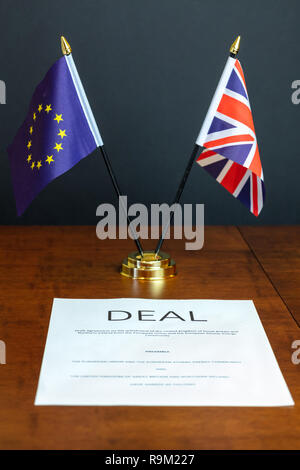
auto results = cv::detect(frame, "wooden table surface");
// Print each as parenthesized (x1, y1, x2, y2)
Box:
(0, 226, 299, 450)
(240, 226, 300, 327)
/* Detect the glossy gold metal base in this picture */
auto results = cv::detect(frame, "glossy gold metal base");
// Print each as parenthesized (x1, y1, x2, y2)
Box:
(121, 251, 176, 280)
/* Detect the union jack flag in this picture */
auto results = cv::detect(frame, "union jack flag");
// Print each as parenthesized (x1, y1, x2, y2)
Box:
(196, 57, 264, 216)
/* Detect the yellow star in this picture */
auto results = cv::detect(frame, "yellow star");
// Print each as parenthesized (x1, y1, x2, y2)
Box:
(38, 104, 43, 112)
(45, 104, 52, 113)
(27, 140, 32, 149)
(27, 154, 32, 162)
(31, 161, 35, 170)
(36, 161, 42, 170)
(33, 113, 36, 121)
(58, 129, 67, 139)
(54, 114, 63, 124)
(45, 155, 54, 165)
(54, 143, 63, 152)
(29, 126, 33, 135)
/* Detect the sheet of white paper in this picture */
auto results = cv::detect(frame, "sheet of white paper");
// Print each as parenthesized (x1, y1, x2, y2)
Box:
(35, 298, 294, 406)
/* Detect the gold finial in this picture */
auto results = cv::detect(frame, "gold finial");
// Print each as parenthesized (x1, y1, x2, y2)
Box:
(61, 36, 72, 56)
(230, 35, 241, 56)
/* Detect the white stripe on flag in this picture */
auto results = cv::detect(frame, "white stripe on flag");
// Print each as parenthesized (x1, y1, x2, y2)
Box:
(233, 169, 251, 197)
(207, 140, 254, 153)
(65, 54, 103, 147)
(197, 153, 225, 167)
(250, 173, 253, 213)
(223, 88, 250, 109)
(257, 176, 263, 214)
(214, 111, 256, 139)
(243, 140, 257, 169)
(216, 160, 233, 183)
(233, 63, 249, 104)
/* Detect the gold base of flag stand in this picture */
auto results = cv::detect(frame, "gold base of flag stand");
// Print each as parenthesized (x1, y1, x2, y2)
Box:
(121, 251, 176, 280)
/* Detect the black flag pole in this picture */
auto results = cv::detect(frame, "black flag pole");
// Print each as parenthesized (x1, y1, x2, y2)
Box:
(61, 36, 144, 257)
(155, 35, 241, 256)
(155, 144, 201, 255)
(99, 145, 144, 256)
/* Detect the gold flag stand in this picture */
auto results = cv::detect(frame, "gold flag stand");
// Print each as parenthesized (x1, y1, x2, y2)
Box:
(121, 251, 176, 280)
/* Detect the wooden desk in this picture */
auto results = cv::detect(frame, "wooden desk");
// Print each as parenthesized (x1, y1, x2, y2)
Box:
(0, 226, 299, 450)
(240, 226, 300, 327)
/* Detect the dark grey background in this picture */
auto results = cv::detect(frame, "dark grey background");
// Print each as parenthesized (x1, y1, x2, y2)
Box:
(0, 0, 299, 225)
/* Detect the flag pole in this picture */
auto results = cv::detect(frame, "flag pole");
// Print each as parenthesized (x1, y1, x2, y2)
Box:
(154, 35, 241, 256)
(61, 36, 144, 257)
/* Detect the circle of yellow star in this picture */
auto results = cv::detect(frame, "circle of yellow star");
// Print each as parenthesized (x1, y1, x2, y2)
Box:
(54, 114, 63, 124)
(45, 155, 54, 165)
(54, 143, 63, 152)
(58, 129, 67, 139)
(25, 105, 68, 169)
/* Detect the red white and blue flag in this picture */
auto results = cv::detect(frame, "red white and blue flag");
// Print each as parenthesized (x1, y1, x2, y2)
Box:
(196, 57, 264, 216)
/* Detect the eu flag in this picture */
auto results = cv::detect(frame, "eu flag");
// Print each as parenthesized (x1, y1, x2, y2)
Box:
(8, 54, 103, 215)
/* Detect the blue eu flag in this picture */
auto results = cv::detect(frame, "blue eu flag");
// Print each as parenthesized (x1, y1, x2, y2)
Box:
(8, 54, 103, 215)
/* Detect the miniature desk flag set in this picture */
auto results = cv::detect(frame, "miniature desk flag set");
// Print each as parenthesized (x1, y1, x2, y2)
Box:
(8, 35, 264, 279)
(7, 35, 294, 409)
